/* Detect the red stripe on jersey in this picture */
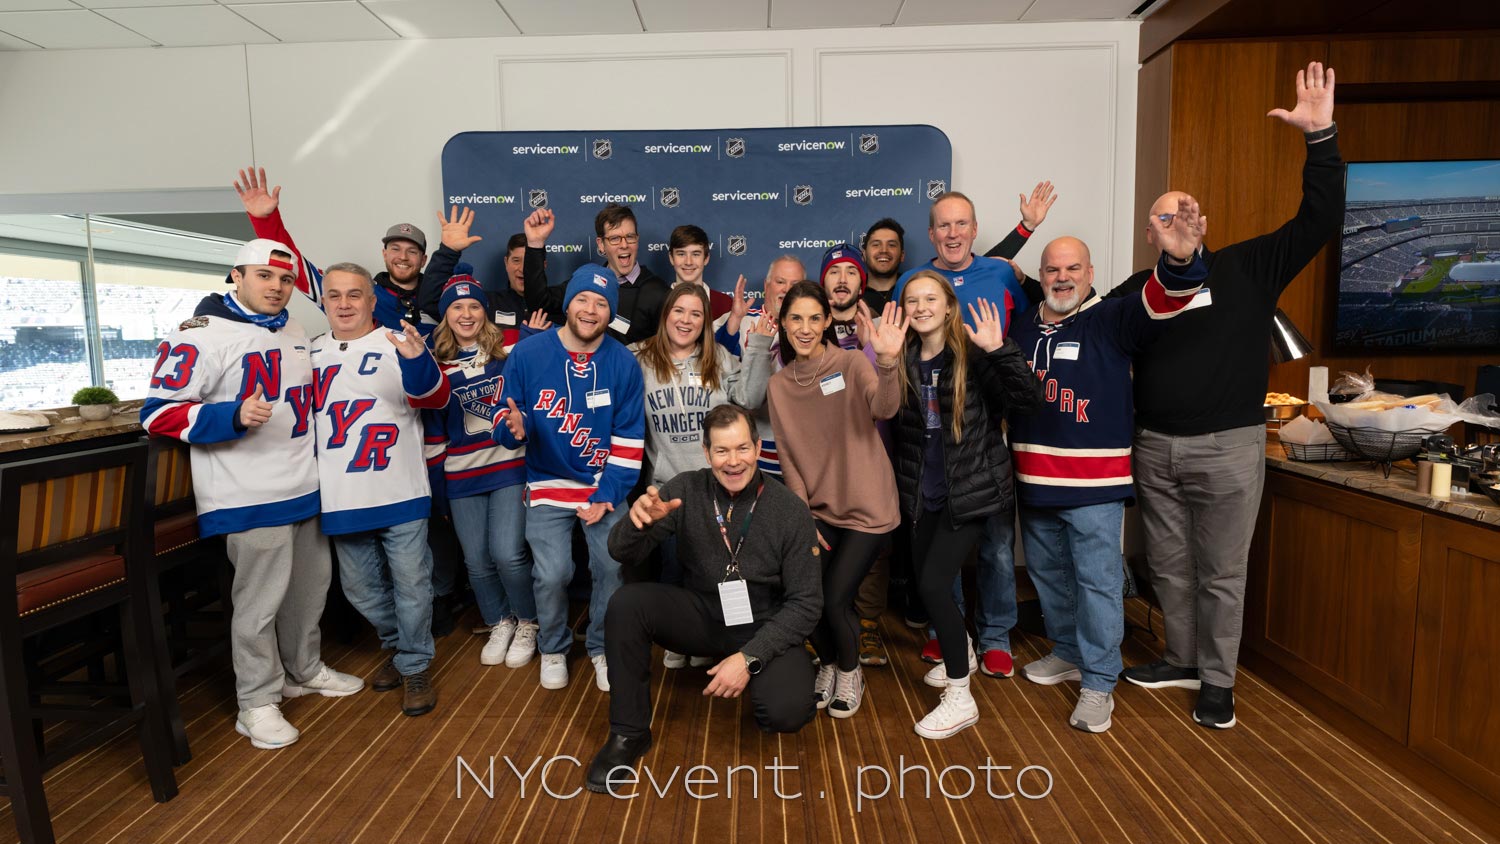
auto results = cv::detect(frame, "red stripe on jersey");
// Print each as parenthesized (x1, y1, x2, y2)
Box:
(609, 443, 644, 461)
(147, 403, 195, 441)
(1012, 450, 1132, 481)
(529, 486, 597, 505)
(448, 458, 525, 481)
(1142, 269, 1194, 316)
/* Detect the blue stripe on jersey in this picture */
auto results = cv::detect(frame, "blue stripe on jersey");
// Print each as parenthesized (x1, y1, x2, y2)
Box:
(320, 496, 432, 536)
(198, 489, 321, 537)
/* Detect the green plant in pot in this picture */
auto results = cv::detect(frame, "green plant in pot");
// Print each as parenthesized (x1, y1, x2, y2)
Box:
(72, 386, 119, 422)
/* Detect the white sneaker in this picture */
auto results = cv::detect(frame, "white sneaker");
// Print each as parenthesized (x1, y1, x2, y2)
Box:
(235, 704, 299, 749)
(923, 641, 979, 688)
(480, 619, 518, 666)
(663, 650, 688, 669)
(540, 653, 569, 689)
(914, 678, 980, 740)
(813, 663, 837, 710)
(592, 654, 610, 692)
(506, 621, 538, 668)
(689, 655, 713, 668)
(828, 667, 864, 719)
(281, 663, 364, 698)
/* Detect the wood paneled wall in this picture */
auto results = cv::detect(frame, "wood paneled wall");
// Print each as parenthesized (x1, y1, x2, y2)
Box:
(1134, 34, 1500, 402)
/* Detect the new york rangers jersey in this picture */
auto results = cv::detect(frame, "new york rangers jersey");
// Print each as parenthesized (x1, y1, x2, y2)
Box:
(141, 295, 320, 537)
(308, 327, 450, 535)
(426, 347, 527, 500)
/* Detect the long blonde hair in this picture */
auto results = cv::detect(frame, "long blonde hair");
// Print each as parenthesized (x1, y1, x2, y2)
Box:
(636, 283, 723, 391)
(432, 307, 508, 365)
(898, 270, 971, 442)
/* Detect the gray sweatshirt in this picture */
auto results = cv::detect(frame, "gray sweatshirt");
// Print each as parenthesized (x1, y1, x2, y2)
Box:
(630, 332, 773, 485)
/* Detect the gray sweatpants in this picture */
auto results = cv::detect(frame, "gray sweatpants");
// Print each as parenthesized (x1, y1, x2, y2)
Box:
(1131, 424, 1265, 688)
(223, 516, 331, 710)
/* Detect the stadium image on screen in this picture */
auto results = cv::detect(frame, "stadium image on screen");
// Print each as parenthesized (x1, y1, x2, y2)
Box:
(1337, 159, 1500, 351)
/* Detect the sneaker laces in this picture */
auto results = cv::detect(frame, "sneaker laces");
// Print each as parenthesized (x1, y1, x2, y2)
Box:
(406, 673, 432, 694)
(487, 623, 513, 646)
(1079, 688, 1109, 708)
(832, 670, 862, 707)
(814, 665, 836, 700)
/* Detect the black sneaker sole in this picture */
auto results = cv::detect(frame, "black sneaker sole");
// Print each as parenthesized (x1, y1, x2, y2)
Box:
(1193, 712, 1236, 729)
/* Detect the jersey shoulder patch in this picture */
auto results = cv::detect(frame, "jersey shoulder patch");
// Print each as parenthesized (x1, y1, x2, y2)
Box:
(178, 316, 209, 330)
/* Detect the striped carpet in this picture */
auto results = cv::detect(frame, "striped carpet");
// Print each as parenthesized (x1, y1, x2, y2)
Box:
(4, 602, 1496, 844)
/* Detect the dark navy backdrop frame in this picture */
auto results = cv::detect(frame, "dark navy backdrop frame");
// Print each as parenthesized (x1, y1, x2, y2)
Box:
(440, 124, 952, 299)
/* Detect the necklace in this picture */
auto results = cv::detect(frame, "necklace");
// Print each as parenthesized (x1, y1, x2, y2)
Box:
(791, 344, 826, 387)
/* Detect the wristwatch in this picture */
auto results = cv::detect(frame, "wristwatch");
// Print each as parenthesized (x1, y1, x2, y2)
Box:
(743, 653, 764, 675)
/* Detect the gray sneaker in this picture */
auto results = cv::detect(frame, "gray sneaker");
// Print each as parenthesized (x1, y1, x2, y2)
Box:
(1021, 653, 1083, 686)
(1070, 689, 1114, 733)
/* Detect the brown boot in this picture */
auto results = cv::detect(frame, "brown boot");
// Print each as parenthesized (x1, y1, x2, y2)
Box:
(402, 670, 436, 717)
(371, 656, 401, 692)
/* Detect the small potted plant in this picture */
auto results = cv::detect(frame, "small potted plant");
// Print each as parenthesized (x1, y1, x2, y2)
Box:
(72, 387, 119, 422)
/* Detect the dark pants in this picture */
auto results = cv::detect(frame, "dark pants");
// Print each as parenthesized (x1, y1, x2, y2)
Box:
(809, 521, 888, 671)
(913, 506, 985, 679)
(605, 583, 816, 740)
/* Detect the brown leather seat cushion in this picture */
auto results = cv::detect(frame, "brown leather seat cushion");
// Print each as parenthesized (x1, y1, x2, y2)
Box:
(17, 551, 125, 615)
(153, 512, 200, 555)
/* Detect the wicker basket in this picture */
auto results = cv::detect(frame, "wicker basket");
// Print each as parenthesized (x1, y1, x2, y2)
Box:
(1280, 441, 1356, 463)
(1324, 422, 1427, 474)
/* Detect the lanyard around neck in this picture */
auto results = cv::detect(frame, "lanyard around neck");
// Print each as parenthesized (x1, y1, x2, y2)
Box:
(712, 481, 763, 581)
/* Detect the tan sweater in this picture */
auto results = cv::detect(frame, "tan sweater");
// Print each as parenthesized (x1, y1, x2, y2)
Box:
(767, 342, 900, 533)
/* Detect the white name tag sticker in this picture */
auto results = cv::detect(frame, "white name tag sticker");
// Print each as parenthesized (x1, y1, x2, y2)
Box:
(819, 372, 846, 396)
(1183, 287, 1213, 312)
(495, 310, 517, 326)
(1054, 342, 1081, 361)
(718, 580, 754, 626)
(586, 389, 612, 409)
(687, 372, 702, 387)
(609, 314, 631, 335)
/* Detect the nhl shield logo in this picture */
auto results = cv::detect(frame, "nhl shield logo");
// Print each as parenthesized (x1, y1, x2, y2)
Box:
(725, 137, 746, 159)
(926, 180, 948, 201)
(859, 133, 880, 154)
(660, 186, 680, 208)
(592, 138, 612, 160)
(793, 185, 813, 206)
(727, 235, 747, 256)
(528, 189, 548, 209)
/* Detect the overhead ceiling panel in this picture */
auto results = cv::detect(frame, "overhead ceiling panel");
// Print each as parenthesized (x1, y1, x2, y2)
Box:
(0, 9, 155, 48)
(362, 0, 520, 39)
(227, 1, 398, 42)
(97, 5, 278, 46)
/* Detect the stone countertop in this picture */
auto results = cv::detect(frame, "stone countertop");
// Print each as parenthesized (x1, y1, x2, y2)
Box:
(1266, 436, 1500, 528)
(0, 402, 144, 455)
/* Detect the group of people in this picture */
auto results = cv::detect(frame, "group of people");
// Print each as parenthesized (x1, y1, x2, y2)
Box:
(142, 64, 1343, 793)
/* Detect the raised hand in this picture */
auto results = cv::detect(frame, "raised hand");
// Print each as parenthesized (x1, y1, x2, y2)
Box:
(727, 274, 752, 337)
(854, 300, 874, 350)
(1155, 195, 1205, 261)
(500, 397, 526, 442)
(577, 500, 614, 526)
(438, 205, 482, 252)
(1267, 61, 1335, 133)
(867, 301, 910, 365)
(238, 385, 274, 428)
(1019, 180, 1057, 231)
(526, 310, 552, 331)
(964, 298, 1006, 352)
(233, 167, 280, 219)
(523, 209, 555, 248)
(386, 319, 427, 359)
(751, 312, 778, 338)
(629, 485, 683, 530)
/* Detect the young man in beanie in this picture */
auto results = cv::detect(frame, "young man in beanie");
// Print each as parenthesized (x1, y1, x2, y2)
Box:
(143, 239, 364, 750)
(494, 264, 646, 692)
(819, 243, 870, 351)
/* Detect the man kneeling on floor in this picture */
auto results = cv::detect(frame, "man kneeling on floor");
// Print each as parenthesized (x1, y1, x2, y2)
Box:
(587, 403, 823, 793)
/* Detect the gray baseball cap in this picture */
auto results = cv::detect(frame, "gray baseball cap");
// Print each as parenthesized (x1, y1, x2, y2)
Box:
(381, 223, 427, 252)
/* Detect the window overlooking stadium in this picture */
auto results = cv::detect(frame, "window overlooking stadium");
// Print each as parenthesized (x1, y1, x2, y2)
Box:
(95, 263, 224, 400)
(0, 225, 94, 411)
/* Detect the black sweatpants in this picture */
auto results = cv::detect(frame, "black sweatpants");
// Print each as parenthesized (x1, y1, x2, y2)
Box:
(604, 583, 816, 739)
(809, 521, 888, 672)
(913, 506, 986, 679)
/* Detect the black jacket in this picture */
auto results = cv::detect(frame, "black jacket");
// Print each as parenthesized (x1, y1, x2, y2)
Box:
(892, 337, 1043, 525)
(523, 246, 669, 345)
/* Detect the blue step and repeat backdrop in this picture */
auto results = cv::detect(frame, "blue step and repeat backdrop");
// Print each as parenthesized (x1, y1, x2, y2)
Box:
(440, 125, 952, 298)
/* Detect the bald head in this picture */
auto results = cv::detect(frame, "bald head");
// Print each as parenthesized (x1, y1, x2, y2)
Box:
(1147, 191, 1196, 251)
(1038, 236, 1094, 320)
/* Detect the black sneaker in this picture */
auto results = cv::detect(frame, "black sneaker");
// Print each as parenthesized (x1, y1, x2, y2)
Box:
(1193, 682, 1236, 729)
(1121, 659, 1201, 690)
(585, 732, 653, 793)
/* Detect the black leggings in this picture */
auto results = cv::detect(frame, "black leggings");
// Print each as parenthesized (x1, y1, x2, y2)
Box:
(809, 521, 888, 672)
(913, 506, 986, 679)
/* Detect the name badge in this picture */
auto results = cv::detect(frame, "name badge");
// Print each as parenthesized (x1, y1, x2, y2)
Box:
(495, 310, 517, 326)
(718, 580, 754, 626)
(1183, 288, 1213, 312)
(586, 389, 612, 409)
(819, 372, 846, 396)
(687, 372, 702, 386)
(1054, 342, 1081, 361)
(609, 314, 631, 335)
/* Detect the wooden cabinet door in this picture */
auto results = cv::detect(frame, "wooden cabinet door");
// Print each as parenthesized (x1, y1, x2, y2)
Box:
(1248, 473, 1423, 740)
(1410, 516, 1500, 804)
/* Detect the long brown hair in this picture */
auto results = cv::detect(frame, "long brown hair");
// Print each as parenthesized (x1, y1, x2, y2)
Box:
(432, 303, 508, 365)
(776, 281, 838, 366)
(636, 283, 723, 391)
(898, 270, 970, 442)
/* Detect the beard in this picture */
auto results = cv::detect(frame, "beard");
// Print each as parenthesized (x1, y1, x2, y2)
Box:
(569, 313, 608, 342)
(1043, 289, 1081, 316)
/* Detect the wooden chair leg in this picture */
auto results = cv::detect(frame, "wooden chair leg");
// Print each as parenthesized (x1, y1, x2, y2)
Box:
(1, 625, 56, 844)
(147, 564, 191, 765)
(118, 602, 178, 803)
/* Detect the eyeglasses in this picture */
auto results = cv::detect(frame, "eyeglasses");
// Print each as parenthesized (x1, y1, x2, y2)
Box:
(1153, 213, 1176, 226)
(603, 234, 640, 246)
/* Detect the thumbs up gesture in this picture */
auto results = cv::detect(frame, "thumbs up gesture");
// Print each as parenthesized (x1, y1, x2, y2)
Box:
(629, 484, 683, 530)
(239, 385, 274, 428)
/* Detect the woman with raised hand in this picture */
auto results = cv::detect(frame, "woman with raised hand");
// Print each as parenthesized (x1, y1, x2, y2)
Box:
(892, 270, 1043, 739)
(766, 282, 907, 719)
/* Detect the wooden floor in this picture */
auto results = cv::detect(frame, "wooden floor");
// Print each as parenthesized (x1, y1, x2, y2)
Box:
(4, 603, 1497, 844)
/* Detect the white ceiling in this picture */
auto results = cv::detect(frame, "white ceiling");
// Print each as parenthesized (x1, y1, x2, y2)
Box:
(0, 0, 1154, 50)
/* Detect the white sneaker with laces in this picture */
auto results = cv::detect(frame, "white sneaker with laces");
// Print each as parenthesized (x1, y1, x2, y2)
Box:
(540, 653, 569, 689)
(236, 703, 300, 749)
(480, 619, 518, 666)
(914, 677, 980, 740)
(828, 667, 864, 719)
(813, 663, 837, 710)
(281, 663, 364, 698)
(923, 640, 979, 688)
(506, 621, 539, 668)
(662, 650, 688, 669)
(591, 654, 610, 692)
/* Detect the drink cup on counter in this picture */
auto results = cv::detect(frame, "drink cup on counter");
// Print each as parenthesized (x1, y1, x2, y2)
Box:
(1430, 462, 1453, 500)
(1416, 460, 1433, 495)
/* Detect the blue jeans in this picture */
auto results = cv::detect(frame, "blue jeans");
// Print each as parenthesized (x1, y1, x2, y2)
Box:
(449, 484, 534, 626)
(1019, 501, 1126, 693)
(525, 502, 626, 657)
(333, 518, 435, 676)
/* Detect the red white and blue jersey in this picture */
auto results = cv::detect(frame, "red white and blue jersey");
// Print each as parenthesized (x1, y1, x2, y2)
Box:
(308, 328, 450, 535)
(895, 255, 1029, 333)
(425, 347, 526, 500)
(494, 328, 645, 509)
(141, 298, 320, 537)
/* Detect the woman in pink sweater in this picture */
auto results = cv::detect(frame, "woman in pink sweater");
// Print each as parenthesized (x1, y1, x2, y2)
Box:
(766, 282, 907, 718)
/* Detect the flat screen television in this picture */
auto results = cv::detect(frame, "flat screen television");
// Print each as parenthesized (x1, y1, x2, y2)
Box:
(1335, 159, 1500, 351)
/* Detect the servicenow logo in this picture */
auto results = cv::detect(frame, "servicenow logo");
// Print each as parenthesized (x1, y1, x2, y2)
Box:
(778, 237, 845, 249)
(578, 192, 648, 203)
(711, 190, 781, 202)
(776, 140, 846, 152)
(545, 243, 585, 254)
(643, 143, 713, 154)
(844, 186, 915, 199)
(512, 143, 580, 155)
(447, 193, 518, 205)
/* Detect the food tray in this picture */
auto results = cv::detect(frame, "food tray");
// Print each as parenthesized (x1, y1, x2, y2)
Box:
(1324, 422, 1426, 476)
(1279, 441, 1355, 463)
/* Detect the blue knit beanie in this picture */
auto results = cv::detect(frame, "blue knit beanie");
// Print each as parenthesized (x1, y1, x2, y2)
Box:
(439, 266, 487, 317)
(563, 263, 619, 319)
